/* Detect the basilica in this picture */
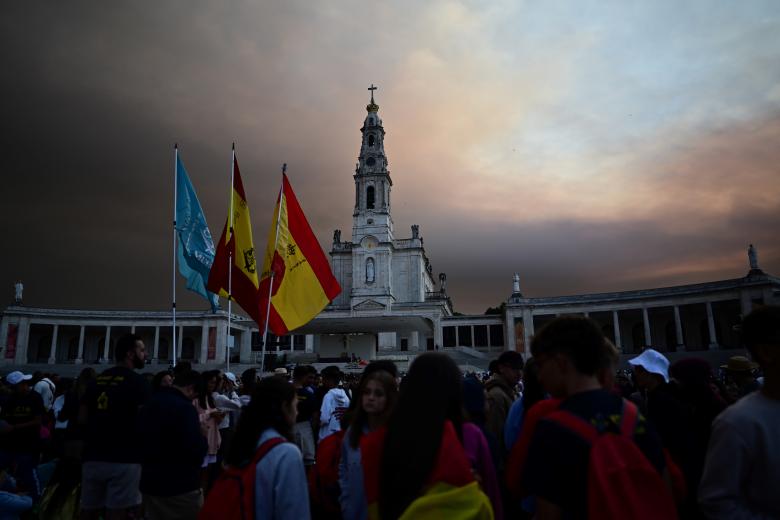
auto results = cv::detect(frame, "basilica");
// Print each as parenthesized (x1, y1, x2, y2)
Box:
(2, 93, 779, 372)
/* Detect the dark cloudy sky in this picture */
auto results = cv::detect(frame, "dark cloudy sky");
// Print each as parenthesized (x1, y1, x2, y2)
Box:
(2, 1, 779, 316)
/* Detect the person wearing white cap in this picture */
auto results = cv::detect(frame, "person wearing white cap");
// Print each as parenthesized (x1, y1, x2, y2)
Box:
(628, 348, 670, 385)
(213, 371, 242, 459)
(0, 371, 45, 497)
(629, 348, 696, 510)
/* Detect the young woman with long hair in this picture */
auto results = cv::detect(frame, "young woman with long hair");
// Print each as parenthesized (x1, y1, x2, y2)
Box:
(360, 353, 494, 520)
(339, 367, 399, 520)
(226, 376, 310, 520)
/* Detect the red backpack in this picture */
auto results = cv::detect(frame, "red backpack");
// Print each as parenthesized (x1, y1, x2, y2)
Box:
(546, 399, 678, 520)
(199, 437, 286, 520)
(308, 430, 345, 518)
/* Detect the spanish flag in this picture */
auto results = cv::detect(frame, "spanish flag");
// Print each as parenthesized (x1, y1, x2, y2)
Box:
(361, 422, 494, 520)
(259, 173, 341, 335)
(206, 155, 264, 325)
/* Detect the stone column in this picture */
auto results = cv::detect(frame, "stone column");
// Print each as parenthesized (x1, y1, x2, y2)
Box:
(410, 331, 420, 351)
(48, 324, 59, 364)
(103, 326, 111, 362)
(522, 309, 534, 354)
(16, 318, 30, 364)
(305, 335, 314, 354)
(642, 308, 652, 348)
(612, 311, 623, 353)
(673, 306, 685, 351)
(433, 319, 443, 351)
(200, 322, 209, 365)
(239, 330, 252, 364)
(130, 325, 136, 333)
(75, 326, 85, 364)
(214, 321, 226, 367)
(152, 326, 160, 365)
(706, 302, 718, 350)
(504, 312, 517, 353)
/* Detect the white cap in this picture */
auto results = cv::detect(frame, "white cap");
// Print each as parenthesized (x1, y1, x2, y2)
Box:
(5, 371, 33, 386)
(224, 372, 238, 384)
(628, 349, 669, 383)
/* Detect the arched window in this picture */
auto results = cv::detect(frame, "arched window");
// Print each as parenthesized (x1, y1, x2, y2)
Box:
(367, 186, 375, 209)
(366, 258, 375, 283)
(368, 134, 375, 147)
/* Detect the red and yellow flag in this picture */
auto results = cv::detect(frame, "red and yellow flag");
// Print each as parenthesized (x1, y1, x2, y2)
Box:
(259, 174, 341, 335)
(360, 422, 494, 520)
(207, 157, 264, 325)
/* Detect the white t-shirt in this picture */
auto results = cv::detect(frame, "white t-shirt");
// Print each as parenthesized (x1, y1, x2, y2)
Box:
(33, 378, 55, 412)
(53, 394, 68, 429)
(213, 391, 242, 429)
(699, 391, 780, 519)
(319, 388, 350, 442)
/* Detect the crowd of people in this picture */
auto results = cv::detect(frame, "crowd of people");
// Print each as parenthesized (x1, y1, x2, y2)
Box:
(0, 305, 777, 519)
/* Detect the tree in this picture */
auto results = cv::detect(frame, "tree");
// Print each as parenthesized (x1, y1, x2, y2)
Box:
(484, 302, 506, 315)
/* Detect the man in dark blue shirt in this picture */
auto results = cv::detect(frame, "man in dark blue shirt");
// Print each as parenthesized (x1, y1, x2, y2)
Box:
(138, 369, 207, 520)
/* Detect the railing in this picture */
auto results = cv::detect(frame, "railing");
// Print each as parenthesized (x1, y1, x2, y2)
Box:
(393, 239, 416, 248)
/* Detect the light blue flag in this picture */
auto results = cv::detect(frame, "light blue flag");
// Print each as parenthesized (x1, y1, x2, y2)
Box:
(176, 154, 220, 311)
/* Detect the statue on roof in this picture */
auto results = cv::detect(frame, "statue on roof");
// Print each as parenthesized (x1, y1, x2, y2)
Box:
(14, 280, 23, 304)
(439, 272, 447, 293)
(748, 244, 759, 270)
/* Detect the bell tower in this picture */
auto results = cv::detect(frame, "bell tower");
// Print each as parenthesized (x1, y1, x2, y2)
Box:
(352, 84, 394, 243)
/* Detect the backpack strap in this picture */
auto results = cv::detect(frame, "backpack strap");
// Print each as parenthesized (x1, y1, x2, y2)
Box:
(248, 437, 286, 467)
(546, 399, 640, 443)
(545, 410, 600, 444)
(619, 399, 639, 438)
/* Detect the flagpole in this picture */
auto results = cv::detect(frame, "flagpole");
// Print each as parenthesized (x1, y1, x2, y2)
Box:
(172, 144, 178, 369)
(226, 143, 236, 373)
(260, 164, 286, 374)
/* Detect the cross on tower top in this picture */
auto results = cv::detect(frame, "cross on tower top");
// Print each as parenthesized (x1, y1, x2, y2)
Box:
(368, 84, 378, 103)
